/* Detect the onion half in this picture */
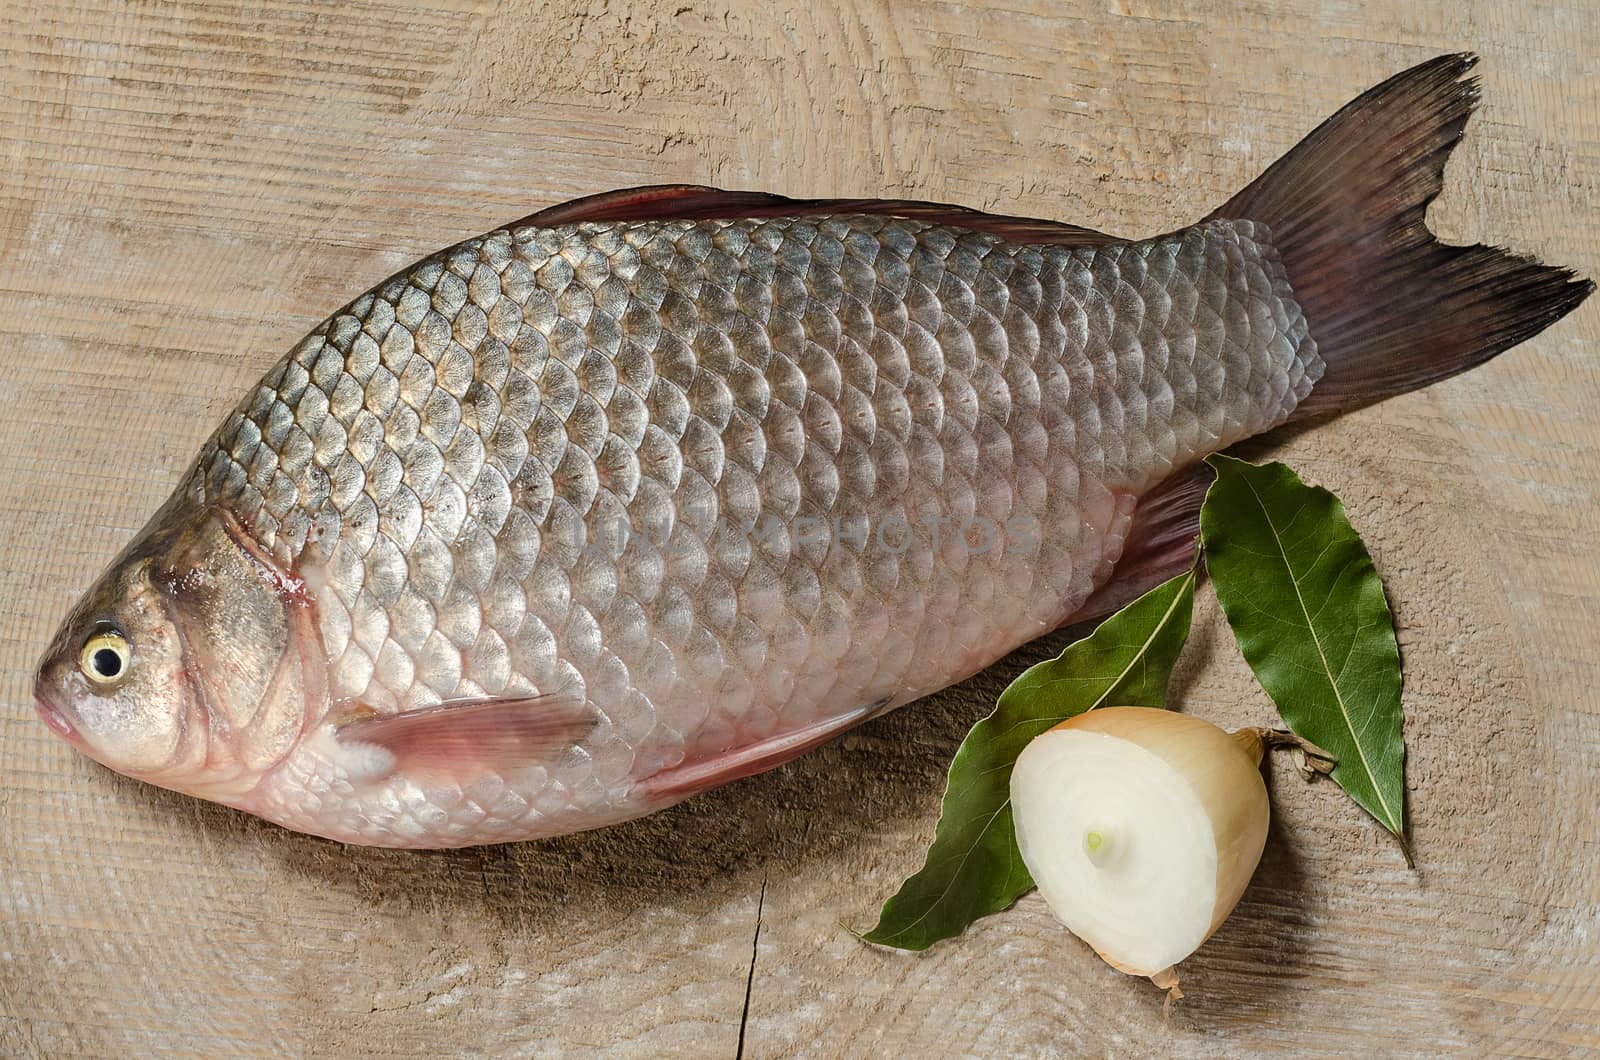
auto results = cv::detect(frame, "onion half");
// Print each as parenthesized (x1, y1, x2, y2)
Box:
(1010, 706, 1270, 991)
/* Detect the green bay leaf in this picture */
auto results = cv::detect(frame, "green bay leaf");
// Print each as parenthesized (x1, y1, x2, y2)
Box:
(860, 569, 1195, 951)
(1200, 454, 1406, 837)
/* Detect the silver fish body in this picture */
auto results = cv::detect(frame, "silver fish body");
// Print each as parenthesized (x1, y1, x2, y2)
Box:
(34, 54, 1588, 847)
(197, 215, 1314, 844)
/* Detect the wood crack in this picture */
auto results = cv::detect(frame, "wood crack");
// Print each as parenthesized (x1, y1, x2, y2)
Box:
(735, 874, 766, 1060)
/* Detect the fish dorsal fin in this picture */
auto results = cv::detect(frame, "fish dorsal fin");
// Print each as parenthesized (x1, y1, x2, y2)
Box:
(515, 184, 1125, 246)
(335, 694, 595, 777)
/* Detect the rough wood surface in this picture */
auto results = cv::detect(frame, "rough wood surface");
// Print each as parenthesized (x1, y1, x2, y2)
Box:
(1, 1, 1596, 1056)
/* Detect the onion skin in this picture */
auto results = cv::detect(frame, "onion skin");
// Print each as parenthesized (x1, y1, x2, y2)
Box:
(1019, 707, 1270, 983)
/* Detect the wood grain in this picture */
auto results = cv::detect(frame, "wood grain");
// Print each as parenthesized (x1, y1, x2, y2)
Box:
(1, 0, 1596, 1055)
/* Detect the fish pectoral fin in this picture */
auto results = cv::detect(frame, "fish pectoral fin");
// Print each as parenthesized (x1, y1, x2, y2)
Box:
(1075, 462, 1214, 624)
(333, 694, 595, 777)
(636, 696, 893, 800)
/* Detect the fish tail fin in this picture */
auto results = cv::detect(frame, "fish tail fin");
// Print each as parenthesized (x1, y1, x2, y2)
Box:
(1209, 52, 1592, 420)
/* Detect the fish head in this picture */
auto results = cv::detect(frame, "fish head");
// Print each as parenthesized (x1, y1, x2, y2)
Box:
(33, 538, 207, 784)
(33, 499, 320, 800)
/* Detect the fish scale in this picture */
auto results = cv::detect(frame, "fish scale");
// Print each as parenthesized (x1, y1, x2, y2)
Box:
(179, 214, 1314, 844)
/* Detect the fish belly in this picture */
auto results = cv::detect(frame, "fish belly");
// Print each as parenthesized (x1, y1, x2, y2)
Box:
(199, 214, 1319, 845)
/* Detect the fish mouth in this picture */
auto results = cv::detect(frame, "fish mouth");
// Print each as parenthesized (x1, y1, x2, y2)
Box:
(34, 696, 77, 740)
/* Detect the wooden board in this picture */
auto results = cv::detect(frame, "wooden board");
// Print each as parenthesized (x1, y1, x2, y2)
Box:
(1, 1, 1595, 1055)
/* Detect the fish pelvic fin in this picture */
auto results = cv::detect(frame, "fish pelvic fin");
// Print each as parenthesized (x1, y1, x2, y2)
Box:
(1209, 52, 1592, 420)
(633, 696, 893, 802)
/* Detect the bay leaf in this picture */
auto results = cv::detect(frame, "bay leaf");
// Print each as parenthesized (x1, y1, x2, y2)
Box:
(860, 569, 1196, 951)
(1200, 454, 1406, 837)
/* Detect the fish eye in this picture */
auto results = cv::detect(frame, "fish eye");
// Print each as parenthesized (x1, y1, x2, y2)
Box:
(80, 629, 130, 686)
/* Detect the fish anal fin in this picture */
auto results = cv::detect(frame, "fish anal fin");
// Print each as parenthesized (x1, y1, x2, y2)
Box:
(1075, 463, 1213, 624)
(335, 694, 595, 777)
(637, 697, 892, 801)
(515, 184, 1124, 246)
